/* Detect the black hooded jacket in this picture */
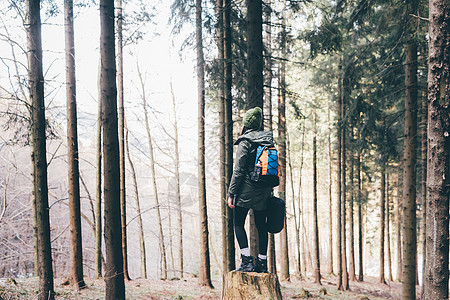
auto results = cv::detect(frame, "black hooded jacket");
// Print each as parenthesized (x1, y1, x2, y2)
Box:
(227, 129, 273, 210)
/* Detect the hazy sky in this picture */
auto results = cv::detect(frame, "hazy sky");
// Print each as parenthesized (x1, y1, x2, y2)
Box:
(0, 1, 199, 154)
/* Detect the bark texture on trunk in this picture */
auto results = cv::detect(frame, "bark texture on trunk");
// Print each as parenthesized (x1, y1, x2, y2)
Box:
(196, 0, 213, 288)
(420, 92, 427, 298)
(263, 1, 275, 273)
(224, 0, 235, 272)
(247, 0, 263, 109)
(336, 58, 343, 291)
(116, 0, 130, 282)
(312, 111, 321, 284)
(217, 0, 230, 274)
(167, 199, 175, 278)
(278, 59, 289, 281)
(249, 209, 259, 257)
(287, 135, 299, 274)
(341, 86, 349, 291)
(386, 170, 393, 282)
(222, 271, 282, 300)
(32, 161, 39, 276)
(328, 105, 334, 275)
(27, 1, 54, 298)
(278, 0, 289, 281)
(267, 234, 277, 274)
(349, 129, 356, 282)
(341, 125, 349, 290)
(63, 0, 85, 289)
(423, 1, 450, 298)
(298, 120, 306, 276)
(396, 167, 403, 282)
(100, 0, 125, 298)
(246, 0, 264, 260)
(402, 29, 418, 300)
(95, 63, 103, 279)
(380, 165, 386, 284)
(263, 0, 273, 131)
(217, 0, 227, 272)
(357, 149, 363, 281)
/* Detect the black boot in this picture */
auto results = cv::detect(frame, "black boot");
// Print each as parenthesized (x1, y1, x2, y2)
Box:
(254, 257, 268, 273)
(236, 255, 254, 272)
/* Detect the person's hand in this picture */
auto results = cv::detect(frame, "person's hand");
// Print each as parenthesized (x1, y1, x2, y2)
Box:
(228, 196, 235, 208)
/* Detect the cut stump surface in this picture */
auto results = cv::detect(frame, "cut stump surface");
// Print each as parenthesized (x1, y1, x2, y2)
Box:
(221, 271, 282, 300)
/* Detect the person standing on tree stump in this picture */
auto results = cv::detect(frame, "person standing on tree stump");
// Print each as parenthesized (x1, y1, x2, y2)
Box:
(228, 107, 274, 273)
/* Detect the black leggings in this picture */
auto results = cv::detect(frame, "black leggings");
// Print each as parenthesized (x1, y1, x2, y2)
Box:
(234, 206, 268, 256)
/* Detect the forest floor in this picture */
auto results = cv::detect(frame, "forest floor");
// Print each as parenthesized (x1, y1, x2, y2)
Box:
(0, 273, 414, 299)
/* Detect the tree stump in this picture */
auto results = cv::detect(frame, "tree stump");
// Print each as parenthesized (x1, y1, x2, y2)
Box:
(221, 271, 282, 300)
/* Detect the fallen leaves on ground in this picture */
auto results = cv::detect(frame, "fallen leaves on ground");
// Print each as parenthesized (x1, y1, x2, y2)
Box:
(0, 273, 410, 299)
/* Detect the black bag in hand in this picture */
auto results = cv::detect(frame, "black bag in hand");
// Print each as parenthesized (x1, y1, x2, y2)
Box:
(266, 196, 285, 234)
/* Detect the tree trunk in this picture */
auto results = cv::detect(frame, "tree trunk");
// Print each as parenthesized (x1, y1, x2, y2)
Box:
(278, 0, 289, 281)
(29, 86, 39, 276)
(402, 2, 419, 296)
(125, 125, 147, 279)
(100, 0, 125, 298)
(298, 120, 306, 276)
(170, 79, 184, 278)
(63, 0, 85, 289)
(26, 1, 54, 298)
(287, 134, 299, 274)
(217, 0, 226, 268)
(247, 0, 262, 259)
(95, 60, 103, 279)
(247, 0, 264, 260)
(224, 0, 235, 272)
(216, 0, 229, 274)
(263, 0, 273, 131)
(396, 166, 403, 281)
(167, 192, 175, 278)
(341, 126, 349, 290)
(423, 1, 449, 298)
(336, 58, 343, 291)
(263, 1, 275, 272)
(420, 91, 427, 297)
(328, 104, 334, 275)
(294, 119, 306, 277)
(341, 73, 349, 290)
(222, 271, 282, 300)
(249, 210, 259, 257)
(380, 165, 386, 284)
(312, 110, 321, 284)
(261, 6, 276, 272)
(386, 170, 393, 282)
(247, 0, 263, 109)
(278, 62, 289, 280)
(32, 158, 39, 276)
(266, 97, 279, 273)
(349, 128, 356, 282)
(115, 0, 130, 282)
(267, 235, 276, 273)
(357, 147, 363, 281)
(301, 216, 308, 274)
(196, 0, 213, 288)
(138, 64, 168, 280)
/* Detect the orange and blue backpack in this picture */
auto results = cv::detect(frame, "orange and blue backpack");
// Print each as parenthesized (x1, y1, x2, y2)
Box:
(250, 144, 280, 187)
